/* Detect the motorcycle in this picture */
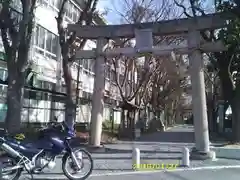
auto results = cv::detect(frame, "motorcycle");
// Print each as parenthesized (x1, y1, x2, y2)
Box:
(0, 121, 93, 180)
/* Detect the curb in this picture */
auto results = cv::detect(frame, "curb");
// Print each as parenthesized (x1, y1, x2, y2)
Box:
(210, 146, 240, 160)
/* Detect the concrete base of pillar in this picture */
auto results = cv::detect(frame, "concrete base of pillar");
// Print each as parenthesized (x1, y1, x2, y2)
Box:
(190, 147, 215, 160)
(86, 144, 106, 153)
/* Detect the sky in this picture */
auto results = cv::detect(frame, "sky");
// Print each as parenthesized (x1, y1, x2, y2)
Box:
(96, 0, 216, 25)
(96, 0, 122, 24)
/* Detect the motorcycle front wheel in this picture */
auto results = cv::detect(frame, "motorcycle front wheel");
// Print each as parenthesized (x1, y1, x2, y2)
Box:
(0, 154, 22, 180)
(62, 148, 93, 180)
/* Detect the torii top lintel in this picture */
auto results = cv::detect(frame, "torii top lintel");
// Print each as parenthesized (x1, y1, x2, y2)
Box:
(67, 13, 228, 39)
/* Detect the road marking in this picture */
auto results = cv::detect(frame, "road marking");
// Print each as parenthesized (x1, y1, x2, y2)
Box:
(91, 165, 240, 177)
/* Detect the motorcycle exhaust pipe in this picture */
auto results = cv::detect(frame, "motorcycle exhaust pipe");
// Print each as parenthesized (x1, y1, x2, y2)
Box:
(1, 165, 23, 173)
(0, 142, 23, 158)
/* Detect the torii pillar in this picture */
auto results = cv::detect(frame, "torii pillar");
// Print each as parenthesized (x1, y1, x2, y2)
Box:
(89, 38, 107, 147)
(188, 30, 213, 159)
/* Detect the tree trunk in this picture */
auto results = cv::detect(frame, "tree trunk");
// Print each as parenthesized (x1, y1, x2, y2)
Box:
(62, 57, 75, 129)
(231, 87, 240, 142)
(120, 109, 125, 129)
(5, 71, 25, 134)
(50, 84, 56, 121)
(207, 94, 214, 132)
(65, 97, 75, 128)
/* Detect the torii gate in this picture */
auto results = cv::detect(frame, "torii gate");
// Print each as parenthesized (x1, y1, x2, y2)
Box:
(68, 13, 227, 159)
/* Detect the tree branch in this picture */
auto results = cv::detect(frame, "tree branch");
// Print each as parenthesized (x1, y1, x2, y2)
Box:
(112, 58, 125, 100)
(56, 0, 68, 46)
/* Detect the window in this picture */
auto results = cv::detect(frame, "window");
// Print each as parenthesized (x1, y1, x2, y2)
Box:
(49, 0, 60, 8)
(11, 0, 22, 12)
(51, 35, 58, 55)
(82, 91, 92, 100)
(82, 91, 88, 99)
(0, 70, 4, 81)
(34, 25, 58, 60)
(39, 0, 48, 7)
(0, 68, 8, 82)
(64, 1, 80, 23)
(105, 65, 110, 79)
(72, 6, 79, 22)
(43, 81, 53, 90)
(34, 26, 39, 46)
(110, 70, 115, 82)
(38, 0, 80, 22)
(0, 52, 6, 61)
(34, 80, 43, 89)
(39, 0, 61, 9)
(86, 59, 94, 72)
(79, 59, 83, 66)
(61, 84, 66, 93)
(89, 59, 95, 72)
(0, 85, 7, 97)
(65, 1, 72, 19)
(35, 26, 45, 49)
(46, 33, 52, 53)
(82, 59, 88, 70)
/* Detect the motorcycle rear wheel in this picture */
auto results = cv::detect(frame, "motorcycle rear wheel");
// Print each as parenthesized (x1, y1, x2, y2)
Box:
(0, 154, 22, 180)
(62, 148, 93, 180)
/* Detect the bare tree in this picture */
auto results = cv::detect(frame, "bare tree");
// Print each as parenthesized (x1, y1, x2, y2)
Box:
(107, 0, 182, 137)
(56, 0, 99, 128)
(148, 54, 187, 129)
(174, 0, 240, 140)
(0, 0, 37, 133)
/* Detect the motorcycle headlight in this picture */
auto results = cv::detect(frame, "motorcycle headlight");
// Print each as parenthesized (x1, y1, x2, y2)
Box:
(68, 130, 76, 137)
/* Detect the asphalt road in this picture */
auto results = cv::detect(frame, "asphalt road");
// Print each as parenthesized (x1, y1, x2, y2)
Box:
(88, 167, 240, 180)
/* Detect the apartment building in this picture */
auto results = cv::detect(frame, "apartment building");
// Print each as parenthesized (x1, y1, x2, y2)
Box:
(0, 0, 122, 124)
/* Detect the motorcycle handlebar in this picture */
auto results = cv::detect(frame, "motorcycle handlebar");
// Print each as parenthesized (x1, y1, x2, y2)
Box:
(48, 121, 64, 128)
(49, 121, 73, 132)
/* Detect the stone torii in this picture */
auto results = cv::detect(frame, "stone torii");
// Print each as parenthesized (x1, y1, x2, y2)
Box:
(68, 13, 228, 159)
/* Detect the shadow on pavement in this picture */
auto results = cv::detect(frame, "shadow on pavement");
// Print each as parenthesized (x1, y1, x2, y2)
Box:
(101, 149, 182, 154)
(136, 132, 195, 143)
(164, 171, 190, 180)
(93, 156, 181, 160)
(94, 168, 133, 171)
(21, 173, 65, 180)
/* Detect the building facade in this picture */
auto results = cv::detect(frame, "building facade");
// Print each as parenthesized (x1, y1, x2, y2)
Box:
(0, 0, 122, 124)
